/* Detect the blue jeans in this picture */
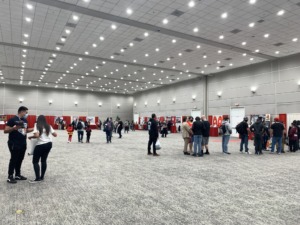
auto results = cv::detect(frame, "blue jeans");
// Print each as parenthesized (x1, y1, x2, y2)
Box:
(222, 135, 230, 153)
(193, 135, 202, 155)
(240, 134, 249, 152)
(77, 131, 83, 142)
(271, 136, 282, 153)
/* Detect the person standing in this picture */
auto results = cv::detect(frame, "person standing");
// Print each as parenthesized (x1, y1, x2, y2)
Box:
(85, 124, 92, 143)
(250, 117, 264, 155)
(28, 115, 57, 183)
(76, 119, 85, 143)
(104, 117, 113, 143)
(117, 120, 123, 138)
(66, 124, 74, 143)
(270, 118, 285, 154)
(4, 106, 34, 183)
(288, 121, 298, 152)
(182, 117, 192, 155)
(161, 121, 168, 138)
(201, 115, 211, 155)
(124, 121, 129, 133)
(191, 116, 205, 157)
(98, 120, 102, 130)
(262, 122, 270, 151)
(187, 116, 194, 153)
(147, 113, 159, 156)
(221, 116, 232, 154)
(237, 117, 251, 154)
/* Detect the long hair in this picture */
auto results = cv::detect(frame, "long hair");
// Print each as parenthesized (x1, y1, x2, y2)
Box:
(36, 115, 50, 136)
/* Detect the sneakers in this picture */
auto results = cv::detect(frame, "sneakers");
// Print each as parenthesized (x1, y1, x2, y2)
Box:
(7, 176, 17, 184)
(153, 153, 160, 156)
(204, 151, 210, 155)
(246, 151, 252, 155)
(240, 151, 244, 154)
(29, 179, 42, 184)
(223, 152, 231, 154)
(15, 175, 27, 180)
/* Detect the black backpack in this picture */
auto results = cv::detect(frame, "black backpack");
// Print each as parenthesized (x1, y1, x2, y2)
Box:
(236, 122, 243, 134)
(77, 122, 83, 130)
(221, 124, 227, 134)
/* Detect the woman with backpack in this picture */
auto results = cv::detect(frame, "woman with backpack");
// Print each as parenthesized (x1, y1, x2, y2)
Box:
(28, 115, 57, 183)
(104, 117, 113, 143)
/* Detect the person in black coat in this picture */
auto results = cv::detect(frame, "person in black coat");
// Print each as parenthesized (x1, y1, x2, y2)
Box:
(147, 114, 159, 156)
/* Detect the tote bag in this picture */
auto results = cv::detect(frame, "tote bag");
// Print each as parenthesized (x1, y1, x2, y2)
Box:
(29, 139, 38, 155)
(155, 139, 162, 150)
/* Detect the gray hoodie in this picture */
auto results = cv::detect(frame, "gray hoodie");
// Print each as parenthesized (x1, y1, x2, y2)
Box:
(222, 120, 232, 136)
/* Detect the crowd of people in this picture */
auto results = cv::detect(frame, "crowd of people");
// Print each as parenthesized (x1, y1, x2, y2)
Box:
(4, 106, 299, 184)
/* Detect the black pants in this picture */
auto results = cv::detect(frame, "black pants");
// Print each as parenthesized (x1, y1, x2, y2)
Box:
(86, 133, 91, 142)
(148, 136, 157, 154)
(161, 128, 168, 137)
(289, 140, 297, 152)
(77, 131, 83, 142)
(7, 141, 27, 177)
(32, 142, 52, 180)
(124, 127, 129, 133)
(106, 130, 112, 143)
(118, 128, 122, 138)
(254, 134, 262, 154)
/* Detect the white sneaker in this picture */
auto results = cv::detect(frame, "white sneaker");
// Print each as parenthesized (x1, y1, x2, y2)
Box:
(246, 151, 251, 154)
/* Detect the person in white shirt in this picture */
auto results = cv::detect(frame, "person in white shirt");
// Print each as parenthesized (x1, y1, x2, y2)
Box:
(28, 115, 57, 183)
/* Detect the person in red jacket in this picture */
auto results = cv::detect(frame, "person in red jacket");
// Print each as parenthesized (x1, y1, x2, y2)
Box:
(85, 125, 92, 143)
(288, 121, 298, 152)
(66, 124, 74, 143)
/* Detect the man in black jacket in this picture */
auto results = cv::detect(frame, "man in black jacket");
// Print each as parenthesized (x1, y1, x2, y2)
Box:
(147, 114, 159, 156)
(238, 117, 250, 154)
(192, 117, 205, 157)
(250, 117, 264, 155)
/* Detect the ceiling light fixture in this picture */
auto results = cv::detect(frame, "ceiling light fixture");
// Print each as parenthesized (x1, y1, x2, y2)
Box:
(188, 0, 195, 7)
(242, 42, 247, 45)
(292, 38, 298, 42)
(275, 51, 280, 54)
(92, 43, 97, 47)
(249, 0, 256, 4)
(126, 8, 133, 15)
(111, 24, 117, 30)
(249, 22, 255, 27)
(221, 12, 228, 19)
(144, 32, 149, 37)
(264, 33, 269, 38)
(65, 29, 71, 34)
(218, 50, 222, 54)
(72, 15, 79, 21)
(172, 39, 176, 43)
(155, 48, 160, 52)
(61, 37, 66, 42)
(219, 35, 224, 39)
(25, 17, 32, 22)
(99, 36, 104, 41)
(196, 45, 201, 49)
(26, 4, 33, 10)
(162, 19, 169, 24)
(193, 27, 199, 32)
(129, 42, 134, 47)
(277, 10, 285, 16)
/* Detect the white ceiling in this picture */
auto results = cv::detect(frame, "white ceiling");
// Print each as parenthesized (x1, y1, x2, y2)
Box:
(0, 0, 300, 94)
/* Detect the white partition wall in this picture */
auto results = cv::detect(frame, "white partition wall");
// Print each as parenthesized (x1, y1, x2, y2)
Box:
(230, 107, 245, 137)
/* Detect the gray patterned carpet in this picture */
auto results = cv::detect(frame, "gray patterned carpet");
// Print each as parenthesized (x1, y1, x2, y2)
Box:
(0, 130, 299, 225)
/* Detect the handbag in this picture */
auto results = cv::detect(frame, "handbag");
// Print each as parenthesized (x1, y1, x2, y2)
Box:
(155, 139, 161, 150)
(29, 138, 38, 155)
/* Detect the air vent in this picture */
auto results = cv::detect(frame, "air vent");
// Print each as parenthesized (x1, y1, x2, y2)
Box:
(113, 52, 121, 56)
(159, 61, 165, 63)
(170, 75, 175, 77)
(133, 37, 143, 42)
(274, 42, 284, 46)
(171, 10, 185, 17)
(184, 49, 193, 52)
(224, 58, 232, 60)
(195, 67, 201, 69)
(49, 57, 55, 60)
(257, 19, 264, 23)
(66, 23, 77, 28)
(56, 43, 64, 46)
(230, 29, 242, 34)
(219, 66, 225, 68)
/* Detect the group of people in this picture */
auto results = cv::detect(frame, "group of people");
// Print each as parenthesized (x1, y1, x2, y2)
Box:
(67, 118, 92, 143)
(4, 106, 57, 184)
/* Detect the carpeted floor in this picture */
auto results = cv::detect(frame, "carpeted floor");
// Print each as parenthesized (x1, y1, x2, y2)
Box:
(0, 130, 299, 225)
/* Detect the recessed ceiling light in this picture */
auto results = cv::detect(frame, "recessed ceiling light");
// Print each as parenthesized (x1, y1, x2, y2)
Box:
(61, 37, 66, 42)
(65, 29, 71, 34)
(92, 43, 97, 47)
(182, 62, 186, 66)
(126, 8, 133, 15)
(275, 51, 280, 54)
(23, 34, 29, 38)
(99, 36, 104, 41)
(22, 49, 27, 53)
(25, 17, 32, 22)
(56, 46, 61, 50)
(72, 15, 79, 21)
(133, 59, 137, 63)
(129, 42, 134, 47)
(243, 53, 247, 56)
(203, 55, 207, 58)
(178, 53, 182, 56)
(277, 10, 285, 16)
(22, 55, 26, 58)
(193, 27, 199, 32)
(216, 67, 220, 70)
(229, 63, 233, 66)
(204, 64, 208, 67)
(249, 22, 255, 27)
(292, 38, 298, 42)
(23, 41, 28, 45)
(85, 51, 89, 55)
(144, 32, 149, 37)
(78, 57, 82, 61)
(218, 50, 222, 54)
(102, 61, 106, 64)
(124, 64, 127, 67)
(221, 12, 228, 19)
(154, 63, 157, 66)
(86, 73, 89, 76)
(242, 42, 247, 45)
(255, 49, 260, 53)
(26, 4, 33, 10)
(120, 48, 125, 52)
(264, 33, 269, 38)
(219, 35, 224, 39)
(188, 0, 195, 7)
(167, 57, 170, 61)
(217, 61, 221, 64)
(196, 45, 201, 49)
(250, 58, 254, 61)
(155, 48, 160, 52)
(162, 18, 169, 24)
(111, 24, 117, 30)
(145, 53, 149, 57)
(172, 66, 176, 69)
(249, 0, 256, 4)
(161, 70, 164, 73)
(172, 39, 176, 43)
